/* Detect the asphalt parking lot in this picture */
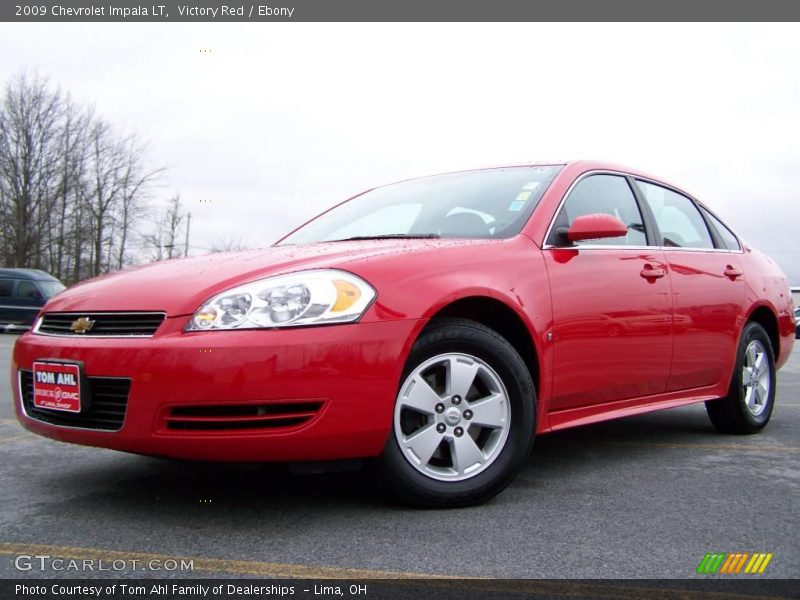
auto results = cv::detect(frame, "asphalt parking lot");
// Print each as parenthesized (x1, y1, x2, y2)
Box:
(0, 333, 798, 581)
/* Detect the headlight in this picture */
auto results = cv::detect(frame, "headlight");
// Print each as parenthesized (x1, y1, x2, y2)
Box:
(186, 269, 376, 331)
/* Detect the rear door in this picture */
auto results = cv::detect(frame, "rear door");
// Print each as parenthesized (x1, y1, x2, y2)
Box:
(543, 173, 673, 411)
(635, 179, 745, 391)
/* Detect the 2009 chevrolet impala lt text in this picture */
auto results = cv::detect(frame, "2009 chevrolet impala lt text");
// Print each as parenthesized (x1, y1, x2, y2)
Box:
(11, 161, 795, 507)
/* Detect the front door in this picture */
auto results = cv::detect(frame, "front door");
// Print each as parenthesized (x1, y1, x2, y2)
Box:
(544, 174, 673, 411)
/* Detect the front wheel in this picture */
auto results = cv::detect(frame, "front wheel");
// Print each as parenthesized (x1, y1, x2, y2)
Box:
(377, 318, 535, 508)
(705, 321, 776, 434)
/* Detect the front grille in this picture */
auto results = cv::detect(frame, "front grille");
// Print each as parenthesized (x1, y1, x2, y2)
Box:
(164, 401, 324, 431)
(19, 370, 131, 431)
(37, 312, 166, 337)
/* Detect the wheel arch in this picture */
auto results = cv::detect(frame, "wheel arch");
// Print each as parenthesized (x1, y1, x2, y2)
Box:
(422, 295, 542, 395)
(745, 303, 781, 363)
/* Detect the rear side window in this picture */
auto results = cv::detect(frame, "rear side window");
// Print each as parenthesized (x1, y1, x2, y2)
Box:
(0, 279, 14, 297)
(700, 207, 741, 250)
(637, 181, 714, 249)
(548, 174, 647, 246)
(16, 281, 41, 299)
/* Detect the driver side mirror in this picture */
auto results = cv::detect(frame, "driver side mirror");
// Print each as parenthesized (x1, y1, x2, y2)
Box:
(557, 213, 628, 244)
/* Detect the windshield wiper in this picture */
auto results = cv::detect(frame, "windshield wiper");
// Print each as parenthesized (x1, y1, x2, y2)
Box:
(330, 234, 441, 242)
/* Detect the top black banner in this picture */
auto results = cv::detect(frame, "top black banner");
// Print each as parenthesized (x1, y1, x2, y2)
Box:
(4, 0, 800, 22)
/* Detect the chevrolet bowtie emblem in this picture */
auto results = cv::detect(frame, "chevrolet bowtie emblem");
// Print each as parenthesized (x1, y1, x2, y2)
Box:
(70, 317, 95, 334)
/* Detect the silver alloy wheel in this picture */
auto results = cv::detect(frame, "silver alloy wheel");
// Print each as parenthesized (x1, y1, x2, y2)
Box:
(394, 352, 510, 482)
(742, 339, 771, 417)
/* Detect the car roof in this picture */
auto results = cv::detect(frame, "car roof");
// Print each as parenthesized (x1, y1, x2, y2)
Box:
(421, 160, 687, 193)
(0, 268, 60, 281)
(562, 159, 674, 183)
(560, 160, 700, 198)
(361, 160, 686, 197)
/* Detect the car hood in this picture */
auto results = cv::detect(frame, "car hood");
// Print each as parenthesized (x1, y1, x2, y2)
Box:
(42, 239, 491, 316)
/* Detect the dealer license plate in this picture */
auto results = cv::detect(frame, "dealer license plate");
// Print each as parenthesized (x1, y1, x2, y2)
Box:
(32, 361, 82, 413)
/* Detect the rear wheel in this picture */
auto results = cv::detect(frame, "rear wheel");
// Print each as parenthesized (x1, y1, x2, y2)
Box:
(377, 318, 535, 507)
(705, 321, 776, 434)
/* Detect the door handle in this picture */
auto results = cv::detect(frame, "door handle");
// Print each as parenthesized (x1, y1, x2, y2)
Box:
(640, 264, 666, 279)
(724, 265, 742, 279)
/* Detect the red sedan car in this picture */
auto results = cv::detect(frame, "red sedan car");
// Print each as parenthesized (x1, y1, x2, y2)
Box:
(12, 161, 795, 507)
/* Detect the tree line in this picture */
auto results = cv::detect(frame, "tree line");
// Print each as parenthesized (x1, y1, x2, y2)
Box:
(0, 72, 187, 284)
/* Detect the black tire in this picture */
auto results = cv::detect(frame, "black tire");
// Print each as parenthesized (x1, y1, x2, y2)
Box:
(377, 318, 535, 508)
(705, 321, 776, 434)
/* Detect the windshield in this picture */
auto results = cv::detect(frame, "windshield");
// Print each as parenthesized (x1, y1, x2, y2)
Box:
(38, 280, 66, 298)
(278, 166, 562, 245)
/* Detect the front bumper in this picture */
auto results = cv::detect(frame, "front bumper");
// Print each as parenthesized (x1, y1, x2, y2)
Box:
(12, 317, 424, 461)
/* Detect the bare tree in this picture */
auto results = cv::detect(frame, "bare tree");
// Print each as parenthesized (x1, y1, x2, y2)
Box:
(82, 120, 122, 276)
(113, 136, 163, 269)
(81, 122, 161, 276)
(141, 194, 184, 261)
(0, 73, 64, 268)
(44, 96, 91, 281)
(209, 235, 252, 253)
(0, 71, 167, 283)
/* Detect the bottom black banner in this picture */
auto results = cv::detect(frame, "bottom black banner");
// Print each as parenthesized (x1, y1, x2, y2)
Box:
(4, 579, 799, 600)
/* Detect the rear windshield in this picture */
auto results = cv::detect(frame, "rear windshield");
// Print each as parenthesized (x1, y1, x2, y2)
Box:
(279, 166, 562, 245)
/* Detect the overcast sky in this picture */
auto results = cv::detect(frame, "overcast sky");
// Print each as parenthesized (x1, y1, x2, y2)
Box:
(1, 23, 798, 283)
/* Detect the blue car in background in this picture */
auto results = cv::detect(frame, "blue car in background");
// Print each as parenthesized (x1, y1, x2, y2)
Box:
(0, 269, 65, 332)
(795, 306, 800, 339)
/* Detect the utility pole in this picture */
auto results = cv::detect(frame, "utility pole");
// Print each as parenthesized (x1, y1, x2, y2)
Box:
(184, 212, 191, 257)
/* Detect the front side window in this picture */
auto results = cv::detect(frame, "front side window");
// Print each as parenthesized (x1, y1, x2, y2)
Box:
(37, 280, 66, 298)
(547, 174, 647, 246)
(637, 181, 714, 249)
(279, 166, 562, 245)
